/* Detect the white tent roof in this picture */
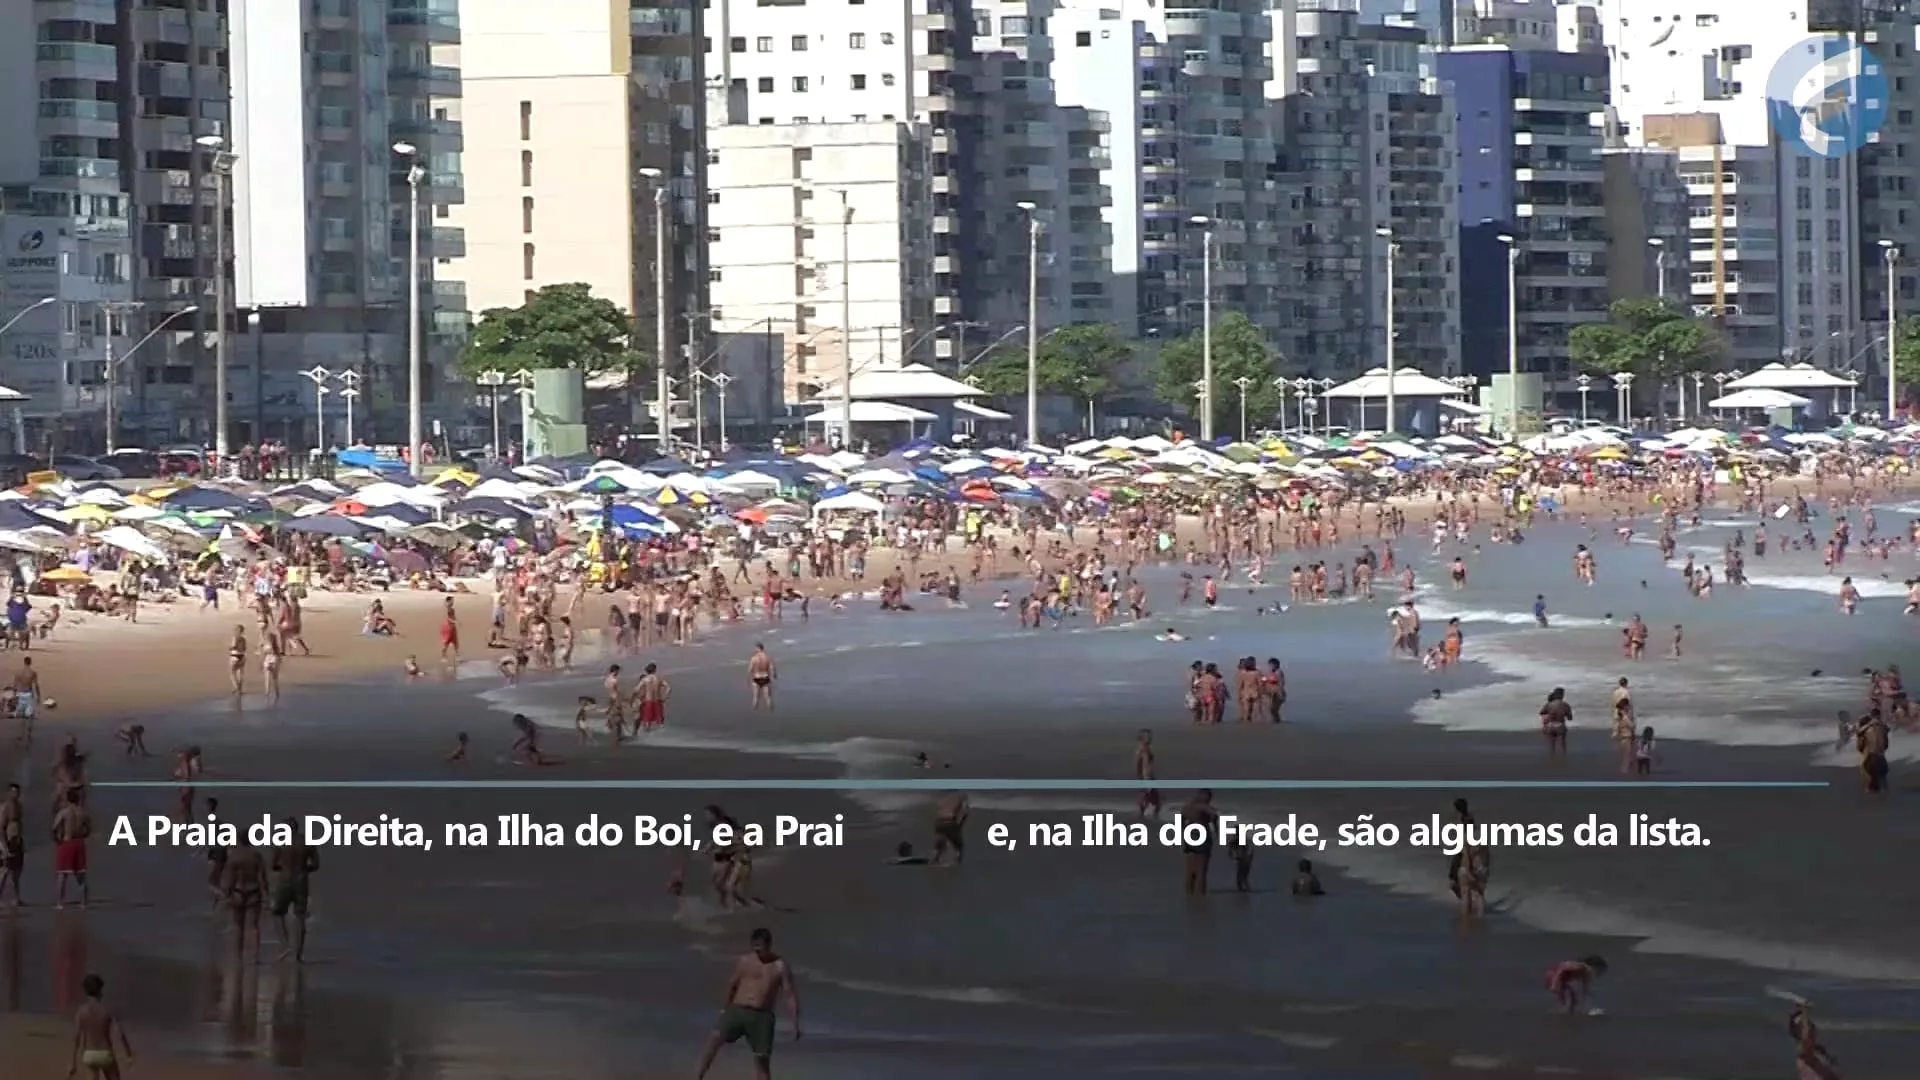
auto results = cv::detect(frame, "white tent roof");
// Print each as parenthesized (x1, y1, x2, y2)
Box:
(803, 400, 937, 423)
(1322, 367, 1467, 399)
(1709, 387, 1813, 409)
(955, 400, 1012, 420)
(0, 385, 27, 403)
(1725, 363, 1855, 390)
(813, 491, 887, 515)
(810, 363, 982, 401)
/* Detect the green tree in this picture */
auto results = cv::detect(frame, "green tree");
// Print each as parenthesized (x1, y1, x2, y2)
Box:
(1893, 316, 1920, 401)
(1569, 297, 1722, 415)
(458, 283, 647, 380)
(1152, 312, 1283, 438)
(965, 323, 1132, 428)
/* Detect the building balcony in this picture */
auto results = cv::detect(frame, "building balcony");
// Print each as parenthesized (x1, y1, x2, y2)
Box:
(389, 62, 462, 99)
(388, 0, 461, 44)
(40, 157, 119, 180)
(37, 97, 119, 138)
(391, 117, 463, 153)
(36, 41, 117, 77)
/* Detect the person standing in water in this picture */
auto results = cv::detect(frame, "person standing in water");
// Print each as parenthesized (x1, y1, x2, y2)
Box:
(695, 927, 801, 1080)
(1134, 729, 1160, 817)
(748, 644, 777, 711)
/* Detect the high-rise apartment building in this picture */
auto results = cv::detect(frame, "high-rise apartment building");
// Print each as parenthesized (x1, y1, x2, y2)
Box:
(704, 0, 982, 367)
(1051, 0, 1280, 342)
(705, 121, 936, 413)
(1438, 43, 1610, 403)
(1602, 0, 1899, 377)
(449, 0, 708, 439)
(1272, 0, 1461, 380)
(2, 0, 467, 451)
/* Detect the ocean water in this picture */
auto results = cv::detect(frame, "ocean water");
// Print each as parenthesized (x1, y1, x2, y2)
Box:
(52, 502, 1920, 1078)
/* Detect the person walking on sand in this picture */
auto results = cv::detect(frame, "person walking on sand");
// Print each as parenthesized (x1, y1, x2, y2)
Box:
(439, 596, 460, 663)
(68, 973, 134, 1080)
(695, 927, 801, 1080)
(748, 644, 777, 710)
(12, 655, 41, 745)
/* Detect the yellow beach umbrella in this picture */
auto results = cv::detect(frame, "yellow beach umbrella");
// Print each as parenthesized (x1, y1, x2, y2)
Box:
(39, 565, 92, 584)
(60, 504, 113, 522)
(653, 486, 710, 506)
(432, 467, 480, 488)
(1588, 447, 1628, 460)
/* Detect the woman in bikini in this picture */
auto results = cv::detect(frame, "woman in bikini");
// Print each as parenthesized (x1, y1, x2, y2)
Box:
(261, 634, 282, 704)
(227, 626, 248, 697)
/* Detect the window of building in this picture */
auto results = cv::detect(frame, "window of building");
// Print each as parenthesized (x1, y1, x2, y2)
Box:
(518, 100, 532, 140)
(757, 76, 774, 92)
(522, 243, 535, 281)
(881, 32, 894, 44)
(756, 36, 772, 51)
(708, 269, 723, 282)
(1002, 15, 1028, 33)
(1075, 30, 1090, 46)
(851, 73, 866, 88)
(520, 150, 533, 187)
(882, 72, 895, 85)
(521, 196, 534, 234)
(791, 35, 808, 50)
(850, 32, 865, 48)
(793, 76, 808, 91)
(729, 36, 746, 52)
(707, 229, 721, 243)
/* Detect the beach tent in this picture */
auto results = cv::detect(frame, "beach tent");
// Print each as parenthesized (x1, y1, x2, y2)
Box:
(95, 524, 171, 562)
(1708, 388, 1812, 410)
(812, 491, 886, 516)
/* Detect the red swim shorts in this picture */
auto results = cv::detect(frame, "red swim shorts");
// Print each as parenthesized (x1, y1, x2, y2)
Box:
(639, 700, 666, 727)
(55, 838, 87, 874)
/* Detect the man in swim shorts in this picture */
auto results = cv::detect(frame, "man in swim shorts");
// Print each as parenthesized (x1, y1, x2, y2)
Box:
(747, 644, 776, 711)
(634, 663, 671, 730)
(696, 927, 800, 1080)
(271, 823, 320, 962)
(52, 786, 89, 908)
(932, 792, 969, 866)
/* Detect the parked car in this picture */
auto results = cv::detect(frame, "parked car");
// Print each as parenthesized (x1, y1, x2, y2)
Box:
(49, 454, 123, 481)
(101, 449, 163, 478)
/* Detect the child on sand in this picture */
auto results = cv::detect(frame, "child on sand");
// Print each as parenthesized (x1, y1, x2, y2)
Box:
(404, 656, 422, 678)
(69, 973, 134, 1080)
(115, 724, 149, 757)
(1545, 955, 1606, 1013)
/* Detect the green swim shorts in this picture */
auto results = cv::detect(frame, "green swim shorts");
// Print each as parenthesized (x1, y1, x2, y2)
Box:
(716, 1004, 776, 1056)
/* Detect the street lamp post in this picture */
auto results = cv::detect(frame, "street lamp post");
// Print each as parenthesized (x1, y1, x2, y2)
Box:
(1304, 396, 1320, 433)
(1711, 370, 1734, 416)
(1690, 371, 1706, 419)
(103, 304, 198, 453)
(1192, 215, 1215, 442)
(393, 142, 427, 475)
(1019, 201, 1042, 446)
(640, 167, 671, 448)
(1649, 237, 1679, 421)
(476, 369, 506, 458)
(1843, 368, 1861, 414)
(514, 372, 537, 460)
(338, 369, 362, 446)
(1496, 233, 1519, 438)
(696, 370, 735, 449)
(1292, 377, 1315, 432)
(195, 134, 236, 469)
(1881, 240, 1901, 419)
(1231, 375, 1255, 441)
(300, 366, 332, 450)
(1375, 226, 1398, 433)
(1575, 374, 1592, 422)
(1614, 372, 1636, 424)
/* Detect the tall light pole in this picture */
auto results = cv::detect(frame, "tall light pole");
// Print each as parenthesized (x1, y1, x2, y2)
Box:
(696, 370, 735, 449)
(1374, 225, 1397, 433)
(640, 167, 670, 448)
(1881, 239, 1901, 419)
(1649, 237, 1680, 421)
(476, 369, 506, 457)
(1496, 233, 1519, 438)
(301, 366, 332, 449)
(195, 134, 236, 468)
(393, 142, 427, 474)
(838, 189, 855, 448)
(1192, 215, 1214, 441)
(338, 369, 362, 445)
(1614, 371, 1636, 424)
(103, 304, 197, 453)
(1019, 201, 1042, 446)
(1231, 375, 1254, 441)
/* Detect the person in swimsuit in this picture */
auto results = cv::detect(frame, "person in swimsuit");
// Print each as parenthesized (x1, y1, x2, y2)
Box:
(634, 664, 671, 731)
(1545, 955, 1606, 1013)
(748, 644, 776, 711)
(706, 805, 750, 908)
(1539, 687, 1571, 758)
(227, 625, 248, 697)
(695, 927, 800, 1080)
(1134, 729, 1160, 817)
(931, 792, 969, 866)
(439, 596, 460, 661)
(0, 782, 23, 908)
(11, 656, 41, 744)
(1789, 1004, 1842, 1080)
(271, 823, 320, 963)
(1261, 658, 1286, 723)
(1180, 789, 1218, 896)
(69, 973, 134, 1080)
(221, 837, 271, 956)
(52, 786, 90, 909)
